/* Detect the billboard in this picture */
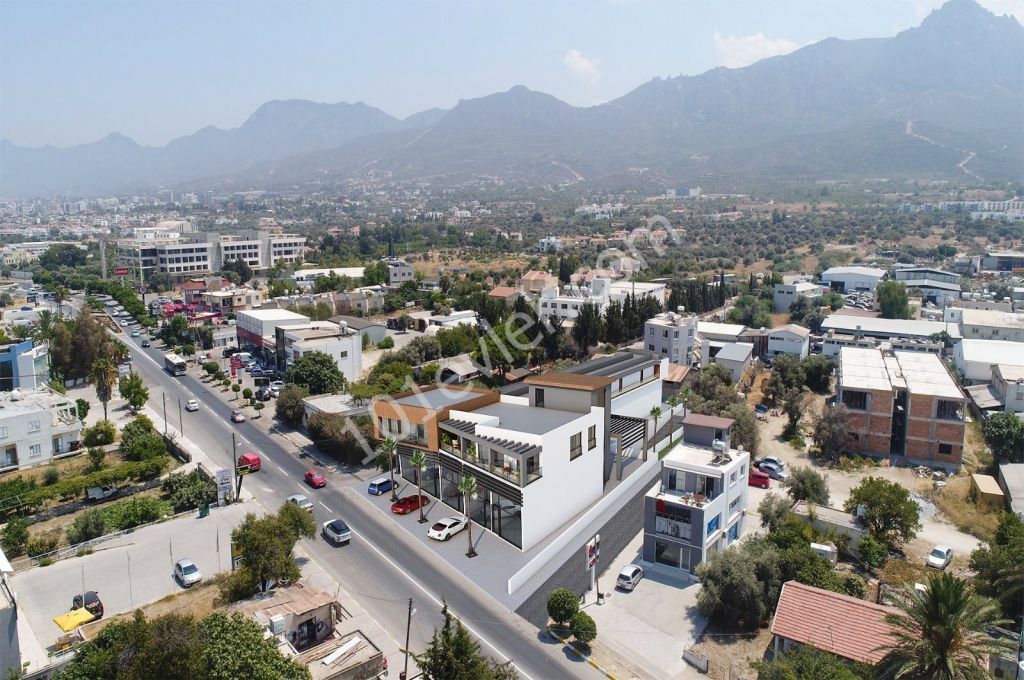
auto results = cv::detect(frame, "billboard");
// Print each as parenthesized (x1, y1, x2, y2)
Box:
(114, 267, 129, 276)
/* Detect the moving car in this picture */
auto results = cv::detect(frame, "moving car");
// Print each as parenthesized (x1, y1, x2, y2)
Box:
(173, 558, 202, 587)
(367, 476, 394, 496)
(141, 340, 151, 348)
(305, 470, 327, 488)
(322, 518, 352, 546)
(231, 410, 246, 423)
(287, 494, 314, 513)
(748, 469, 771, 489)
(756, 460, 790, 481)
(237, 452, 261, 473)
(427, 516, 468, 541)
(184, 399, 200, 412)
(927, 545, 953, 570)
(72, 591, 104, 618)
(131, 330, 140, 337)
(20, 305, 32, 311)
(120, 320, 129, 327)
(391, 494, 430, 515)
(616, 564, 645, 591)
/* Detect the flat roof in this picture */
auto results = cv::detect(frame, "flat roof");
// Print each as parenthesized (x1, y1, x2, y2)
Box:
(839, 347, 962, 399)
(971, 473, 1004, 496)
(682, 413, 735, 429)
(821, 315, 961, 339)
(564, 351, 659, 380)
(895, 278, 962, 292)
(957, 339, 1024, 367)
(892, 351, 963, 399)
(697, 321, 746, 337)
(770, 324, 811, 338)
(469, 400, 583, 435)
(524, 372, 615, 391)
(390, 386, 489, 410)
(329, 315, 384, 330)
(957, 307, 1024, 330)
(839, 347, 893, 392)
(238, 308, 309, 322)
(821, 266, 886, 278)
(715, 342, 753, 362)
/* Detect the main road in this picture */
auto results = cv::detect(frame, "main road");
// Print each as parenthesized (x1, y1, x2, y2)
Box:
(92, 302, 592, 680)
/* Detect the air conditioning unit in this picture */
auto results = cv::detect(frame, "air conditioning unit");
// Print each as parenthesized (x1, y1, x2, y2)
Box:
(711, 439, 727, 453)
(268, 614, 286, 635)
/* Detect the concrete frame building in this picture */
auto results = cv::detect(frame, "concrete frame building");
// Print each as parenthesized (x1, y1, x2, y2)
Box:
(0, 387, 81, 472)
(0, 340, 49, 391)
(767, 325, 811, 359)
(274, 321, 362, 381)
(773, 281, 822, 313)
(644, 310, 697, 365)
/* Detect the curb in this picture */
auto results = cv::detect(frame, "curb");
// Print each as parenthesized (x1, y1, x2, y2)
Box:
(547, 627, 617, 679)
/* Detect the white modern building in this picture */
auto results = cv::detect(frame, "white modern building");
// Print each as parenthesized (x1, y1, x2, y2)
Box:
(536, 280, 610, 323)
(644, 310, 698, 365)
(291, 267, 366, 286)
(117, 231, 306, 280)
(0, 340, 49, 391)
(767, 324, 811, 359)
(0, 387, 81, 472)
(608, 280, 667, 306)
(711, 342, 754, 382)
(820, 315, 961, 343)
(952, 339, 1024, 384)
(274, 321, 362, 381)
(820, 266, 886, 293)
(773, 281, 823, 313)
(893, 267, 960, 286)
(944, 308, 1024, 343)
(236, 308, 310, 347)
(384, 258, 415, 287)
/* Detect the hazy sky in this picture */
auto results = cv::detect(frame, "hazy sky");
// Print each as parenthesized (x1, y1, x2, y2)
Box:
(2, 0, 1021, 148)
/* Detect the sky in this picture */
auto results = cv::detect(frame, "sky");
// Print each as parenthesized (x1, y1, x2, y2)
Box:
(1, 0, 1022, 148)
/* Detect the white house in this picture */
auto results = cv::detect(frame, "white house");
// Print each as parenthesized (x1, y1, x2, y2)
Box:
(274, 321, 362, 382)
(713, 342, 754, 382)
(767, 324, 811, 359)
(644, 311, 698, 365)
(944, 308, 1024, 343)
(773, 281, 822, 313)
(236, 308, 310, 348)
(820, 266, 886, 293)
(0, 387, 81, 472)
(952, 339, 1024, 384)
(384, 258, 415, 287)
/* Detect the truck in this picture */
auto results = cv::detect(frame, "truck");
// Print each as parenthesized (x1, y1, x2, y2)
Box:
(85, 485, 117, 502)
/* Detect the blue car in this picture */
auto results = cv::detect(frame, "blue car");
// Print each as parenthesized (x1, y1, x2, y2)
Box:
(368, 476, 394, 496)
(20, 305, 33, 311)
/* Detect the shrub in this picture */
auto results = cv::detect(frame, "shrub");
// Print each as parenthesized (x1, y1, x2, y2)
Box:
(75, 398, 90, 422)
(840, 573, 867, 599)
(546, 588, 579, 626)
(275, 384, 310, 428)
(1, 516, 29, 556)
(26, 533, 59, 558)
(83, 420, 117, 446)
(161, 471, 216, 512)
(20, 458, 167, 507)
(858, 534, 887, 567)
(42, 466, 60, 486)
(38, 556, 54, 567)
(87, 447, 106, 472)
(122, 431, 166, 461)
(376, 336, 395, 350)
(570, 611, 597, 645)
(103, 496, 170, 531)
(67, 508, 107, 545)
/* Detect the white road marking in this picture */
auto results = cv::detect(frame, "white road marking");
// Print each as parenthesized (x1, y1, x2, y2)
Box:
(273, 465, 285, 474)
(296, 482, 306, 491)
(318, 501, 333, 513)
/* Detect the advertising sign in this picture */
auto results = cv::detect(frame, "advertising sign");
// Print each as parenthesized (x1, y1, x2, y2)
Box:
(114, 267, 129, 276)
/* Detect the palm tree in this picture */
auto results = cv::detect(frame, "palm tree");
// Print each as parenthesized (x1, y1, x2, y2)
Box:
(89, 358, 119, 421)
(875, 572, 1013, 680)
(36, 309, 56, 340)
(375, 437, 399, 501)
(665, 395, 681, 444)
(457, 476, 478, 558)
(54, 286, 68, 318)
(649, 406, 663, 453)
(409, 450, 428, 523)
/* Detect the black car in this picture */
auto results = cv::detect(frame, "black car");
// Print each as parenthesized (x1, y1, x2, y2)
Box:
(72, 590, 104, 618)
(141, 340, 151, 348)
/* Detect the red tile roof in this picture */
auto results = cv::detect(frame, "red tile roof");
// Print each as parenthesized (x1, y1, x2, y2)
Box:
(488, 286, 518, 298)
(770, 581, 899, 664)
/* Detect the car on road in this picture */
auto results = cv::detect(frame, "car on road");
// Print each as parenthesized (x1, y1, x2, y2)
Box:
(288, 494, 314, 513)
(141, 340, 151, 348)
(231, 410, 246, 423)
(748, 469, 771, 489)
(19, 305, 32, 311)
(427, 516, 469, 541)
(72, 591, 104, 618)
(173, 558, 202, 587)
(391, 494, 430, 515)
(756, 455, 786, 470)
(927, 545, 953, 570)
(322, 518, 352, 546)
(756, 460, 789, 481)
(237, 452, 261, 472)
(616, 564, 645, 591)
(305, 470, 327, 488)
(185, 399, 200, 412)
(120, 320, 129, 327)
(131, 330, 140, 337)
(368, 476, 395, 496)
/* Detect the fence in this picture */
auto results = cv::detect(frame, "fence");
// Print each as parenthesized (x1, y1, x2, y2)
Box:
(682, 647, 709, 673)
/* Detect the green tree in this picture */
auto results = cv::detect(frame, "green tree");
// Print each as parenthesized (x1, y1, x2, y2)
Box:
(982, 411, 1024, 462)
(970, 513, 1024, 619)
(784, 467, 830, 505)
(697, 540, 782, 630)
(90, 358, 120, 421)
(571, 301, 604, 355)
(665, 394, 681, 445)
(409, 450, 428, 523)
(758, 493, 792, 533)
(286, 351, 345, 395)
(876, 573, 1013, 680)
(361, 261, 388, 287)
(75, 397, 90, 422)
(39, 243, 86, 269)
(546, 588, 579, 627)
(726, 295, 771, 328)
(221, 258, 254, 284)
(118, 372, 149, 412)
(161, 471, 216, 513)
(458, 475, 478, 558)
(843, 476, 921, 547)
(877, 280, 911, 319)
(801, 354, 835, 392)
(813, 404, 848, 463)
(222, 503, 316, 599)
(782, 388, 807, 436)
(1, 516, 29, 556)
(82, 419, 117, 446)
(570, 611, 597, 646)
(274, 384, 310, 428)
(765, 355, 805, 406)
(66, 508, 107, 544)
(231, 383, 241, 400)
(649, 405, 663, 453)
(472, 320, 529, 380)
(415, 603, 517, 680)
(87, 447, 106, 472)
(200, 612, 312, 680)
(753, 645, 871, 680)
(375, 437, 399, 502)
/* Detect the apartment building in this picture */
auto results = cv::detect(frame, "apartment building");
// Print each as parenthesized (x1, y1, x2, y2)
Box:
(536, 278, 665, 323)
(773, 280, 822, 313)
(274, 321, 362, 381)
(201, 288, 266, 314)
(642, 439, 749, 575)
(767, 324, 811, 359)
(0, 340, 49, 391)
(117, 231, 306, 280)
(384, 258, 415, 287)
(836, 347, 966, 469)
(0, 387, 81, 472)
(644, 310, 697, 365)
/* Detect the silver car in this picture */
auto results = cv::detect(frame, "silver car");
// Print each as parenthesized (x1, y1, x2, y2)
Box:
(616, 564, 644, 591)
(288, 494, 314, 513)
(174, 558, 202, 587)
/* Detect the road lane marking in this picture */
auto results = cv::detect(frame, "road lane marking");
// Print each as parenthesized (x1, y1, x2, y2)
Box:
(319, 501, 333, 513)
(296, 482, 306, 491)
(274, 465, 285, 474)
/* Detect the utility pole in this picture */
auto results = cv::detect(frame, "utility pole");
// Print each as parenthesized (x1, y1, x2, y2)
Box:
(99, 238, 107, 281)
(403, 598, 414, 680)
(232, 432, 242, 500)
(178, 397, 184, 437)
(162, 392, 168, 436)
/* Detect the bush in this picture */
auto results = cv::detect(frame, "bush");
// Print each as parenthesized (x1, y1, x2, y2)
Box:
(858, 534, 887, 567)
(67, 508, 107, 545)
(123, 431, 166, 461)
(161, 471, 216, 512)
(103, 496, 170, 531)
(75, 398, 90, 422)
(570, 611, 597, 645)
(307, 413, 370, 464)
(275, 384, 310, 428)
(83, 420, 117, 446)
(26, 532, 59, 558)
(87, 447, 106, 472)
(1, 516, 29, 556)
(840, 573, 867, 599)
(42, 466, 60, 486)
(376, 336, 395, 350)
(546, 588, 579, 626)
(21, 458, 167, 507)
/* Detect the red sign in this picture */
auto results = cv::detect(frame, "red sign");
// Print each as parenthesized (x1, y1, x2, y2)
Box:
(114, 267, 129, 276)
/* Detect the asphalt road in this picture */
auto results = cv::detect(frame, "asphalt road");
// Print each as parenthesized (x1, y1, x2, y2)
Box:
(104, 304, 594, 680)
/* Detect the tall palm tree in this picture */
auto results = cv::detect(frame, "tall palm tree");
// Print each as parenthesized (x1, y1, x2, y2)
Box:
(665, 395, 681, 445)
(36, 309, 56, 340)
(875, 572, 1013, 680)
(457, 476, 478, 558)
(54, 286, 69, 319)
(90, 358, 119, 421)
(375, 437, 399, 502)
(649, 406, 663, 453)
(409, 450, 428, 523)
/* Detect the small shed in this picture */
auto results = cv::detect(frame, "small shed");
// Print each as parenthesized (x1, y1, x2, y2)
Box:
(971, 473, 1005, 510)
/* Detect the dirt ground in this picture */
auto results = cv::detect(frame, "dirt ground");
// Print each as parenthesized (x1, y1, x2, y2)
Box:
(81, 576, 222, 639)
(689, 626, 773, 680)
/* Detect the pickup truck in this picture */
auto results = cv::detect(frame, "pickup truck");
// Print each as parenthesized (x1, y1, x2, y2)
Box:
(85, 485, 117, 502)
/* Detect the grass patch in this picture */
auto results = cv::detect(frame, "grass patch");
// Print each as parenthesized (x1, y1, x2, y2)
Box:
(928, 475, 1000, 542)
(961, 418, 993, 474)
(787, 435, 806, 450)
(834, 454, 882, 472)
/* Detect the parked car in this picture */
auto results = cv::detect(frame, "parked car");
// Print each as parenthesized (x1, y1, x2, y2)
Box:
(237, 452, 261, 473)
(748, 469, 771, 489)
(255, 386, 272, 401)
(756, 460, 790, 481)
(616, 564, 644, 591)
(231, 410, 246, 423)
(19, 305, 32, 311)
(120, 320, 129, 327)
(185, 399, 200, 412)
(367, 476, 395, 496)
(927, 545, 953, 570)
(391, 495, 430, 515)
(85, 484, 117, 501)
(72, 591, 104, 618)
(305, 470, 327, 488)
(427, 517, 469, 541)
(269, 384, 282, 398)
(757, 455, 786, 470)
(130, 330, 140, 337)
(322, 518, 352, 546)
(287, 494, 314, 513)
(173, 558, 202, 587)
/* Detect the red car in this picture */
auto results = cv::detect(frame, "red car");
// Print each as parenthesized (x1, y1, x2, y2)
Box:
(391, 494, 430, 515)
(748, 469, 771, 489)
(304, 470, 327, 488)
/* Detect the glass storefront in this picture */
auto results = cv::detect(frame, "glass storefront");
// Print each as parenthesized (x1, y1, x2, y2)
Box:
(398, 450, 439, 498)
(491, 492, 522, 549)
(439, 465, 463, 512)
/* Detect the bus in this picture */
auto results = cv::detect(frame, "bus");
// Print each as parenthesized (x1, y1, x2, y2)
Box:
(164, 353, 187, 376)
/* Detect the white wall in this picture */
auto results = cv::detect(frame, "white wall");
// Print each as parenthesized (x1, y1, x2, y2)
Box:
(715, 356, 748, 383)
(767, 334, 809, 359)
(291, 333, 362, 382)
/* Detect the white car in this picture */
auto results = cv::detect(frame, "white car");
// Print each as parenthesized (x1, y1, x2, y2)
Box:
(322, 518, 352, 546)
(173, 558, 202, 587)
(427, 516, 469, 541)
(130, 330, 140, 337)
(616, 564, 644, 591)
(288, 494, 314, 513)
(927, 545, 953, 570)
(184, 399, 200, 412)
(119, 320, 129, 327)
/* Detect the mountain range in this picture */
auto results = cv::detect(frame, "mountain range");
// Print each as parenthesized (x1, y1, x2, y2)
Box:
(2, 0, 1021, 197)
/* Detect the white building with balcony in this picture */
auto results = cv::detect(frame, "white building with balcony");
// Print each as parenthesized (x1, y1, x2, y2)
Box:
(274, 321, 362, 382)
(0, 387, 82, 472)
(644, 310, 697, 365)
